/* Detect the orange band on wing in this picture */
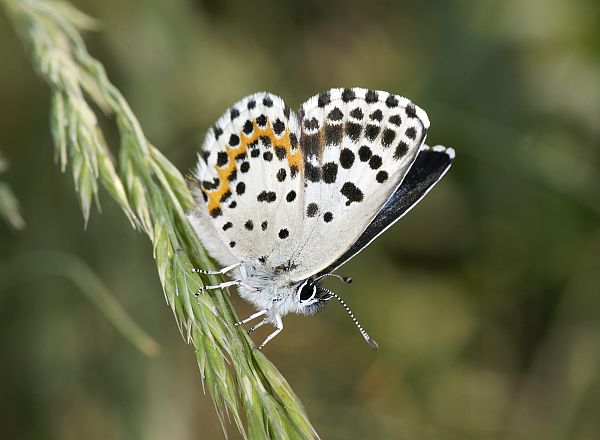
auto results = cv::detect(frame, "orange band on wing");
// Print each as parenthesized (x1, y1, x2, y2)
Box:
(204, 119, 303, 214)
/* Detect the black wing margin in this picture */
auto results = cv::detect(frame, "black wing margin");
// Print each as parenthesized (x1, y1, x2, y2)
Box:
(318, 145, 455, 276)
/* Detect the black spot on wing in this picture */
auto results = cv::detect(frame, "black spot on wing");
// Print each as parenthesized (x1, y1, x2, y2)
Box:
(229, 134, 240, 146)
(290, 165, 299, 178)
(324, 124, 342, 146)
(322, 162, 338, 184)
(385, 95, 399, 108)
(358, 146, 372, 161)
(376, 170, 388, 183)
(301, 133, 321, 157)
(263, 96, 273, 107)
(236, 182, 246, 195)
(369, 155, 382, 169)
(339, 148, 355, 169)
(273, 119, 285, 135)
(369, 110, 383, 122)
(305, 163, 321, 182)
(303, 117, 320, 131)
(276, 168, 287, 182)
(263, 151, 273, 161)
(216, 152, 228, 167)
(365, 90, 379, 103)
(341, 88, 356, 102)
(318, 91, 331, 107)
(256, 115, 267, 127)
(260, 135, 271, 148)
(394, 141, 409, 159)
(340, 182, 363, 206)
(388, 114, 402, 126)
(306, 203, 318, 217)
(345, 121, 362, 141)
(257, 191, 276, 203)
(365, 124, 380, 141)
(381, 129, 396, 148)
(289, 133, 299, 149)
(275, 146, 287, 160)
(327, 107, 343, 121)
(201, 177, 218, 190)
(350, 108, 364, 120)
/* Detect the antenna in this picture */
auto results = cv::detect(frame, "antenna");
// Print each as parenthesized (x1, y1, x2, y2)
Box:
(319, 287, 379, 351)
(315, 273, 353, 284)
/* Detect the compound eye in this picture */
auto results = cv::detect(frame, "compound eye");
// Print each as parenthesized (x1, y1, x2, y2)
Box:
(299, 282, 316, 302)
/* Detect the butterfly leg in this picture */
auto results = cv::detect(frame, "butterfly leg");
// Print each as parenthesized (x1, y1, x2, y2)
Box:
(234, 309, 267, 326)
(246, 319, 267, 335)
(192, 262, 241, 275)
(195, 280, 239, 295)
(258, 314, 283, 350)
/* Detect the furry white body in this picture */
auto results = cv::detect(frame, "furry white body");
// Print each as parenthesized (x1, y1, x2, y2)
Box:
(235, 262, 311, 319)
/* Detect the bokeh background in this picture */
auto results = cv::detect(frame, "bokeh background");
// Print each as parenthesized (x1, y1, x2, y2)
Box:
(1, 0, 600, 438)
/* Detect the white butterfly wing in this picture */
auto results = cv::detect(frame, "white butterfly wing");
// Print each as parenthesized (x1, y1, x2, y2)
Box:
(189, 88, 430, 279)
(188, 92, 305, 267)
(286, 88, 430, 281)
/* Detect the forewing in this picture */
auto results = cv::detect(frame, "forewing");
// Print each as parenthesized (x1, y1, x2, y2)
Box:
(287, 88, 430, 281)
(318, 144, 455, 275)
(188, 92, 305, 266)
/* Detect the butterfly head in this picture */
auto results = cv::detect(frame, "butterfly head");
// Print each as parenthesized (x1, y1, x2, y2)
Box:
(295, 279, 331, 315)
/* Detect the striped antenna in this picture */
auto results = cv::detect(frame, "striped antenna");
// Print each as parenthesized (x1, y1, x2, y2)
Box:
(319, 287, 379, 351)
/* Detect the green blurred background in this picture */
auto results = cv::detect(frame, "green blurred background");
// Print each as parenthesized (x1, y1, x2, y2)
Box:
(1, 0, 600, 438)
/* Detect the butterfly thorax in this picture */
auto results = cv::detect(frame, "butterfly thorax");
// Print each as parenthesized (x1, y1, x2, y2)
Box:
(235, 260, 326, 318)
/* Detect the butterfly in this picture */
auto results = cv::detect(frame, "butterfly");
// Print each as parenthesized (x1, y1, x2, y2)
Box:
(188, 87, 454, 350)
